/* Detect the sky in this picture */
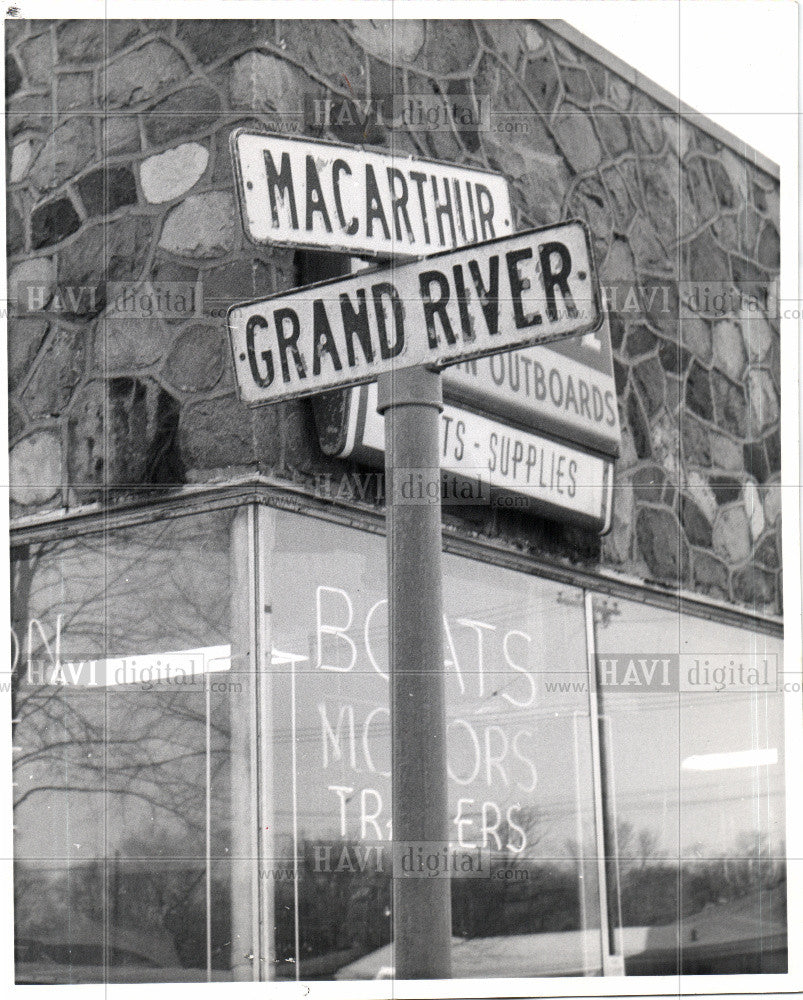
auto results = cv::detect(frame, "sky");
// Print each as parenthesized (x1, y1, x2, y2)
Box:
(560, 0, 798, 167)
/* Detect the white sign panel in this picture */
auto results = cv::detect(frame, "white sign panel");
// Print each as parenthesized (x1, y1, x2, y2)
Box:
(336, 382, 614, 532)
(231, 130, 513, 258)
(443, 311, 620, 457)
(228, 222, 602, 406)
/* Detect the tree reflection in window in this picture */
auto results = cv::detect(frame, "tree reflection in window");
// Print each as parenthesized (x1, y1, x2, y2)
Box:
(11, 511, 238, 983)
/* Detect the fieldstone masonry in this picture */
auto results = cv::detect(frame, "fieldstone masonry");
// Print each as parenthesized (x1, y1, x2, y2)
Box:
(6, 19, 782, 613)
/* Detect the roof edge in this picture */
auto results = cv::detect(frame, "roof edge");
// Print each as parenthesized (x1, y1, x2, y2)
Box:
(543, 19, 780, 181)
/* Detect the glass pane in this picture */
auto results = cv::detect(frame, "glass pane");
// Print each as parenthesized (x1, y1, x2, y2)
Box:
(12, 509, 245, 984)
(268, 510, 603, 980)
(592, 596, 786, 975)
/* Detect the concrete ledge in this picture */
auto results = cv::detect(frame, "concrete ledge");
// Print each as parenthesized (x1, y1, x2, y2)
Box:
(9, 475, 783, 636)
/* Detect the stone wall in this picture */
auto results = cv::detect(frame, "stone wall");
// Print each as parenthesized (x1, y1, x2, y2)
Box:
(6, 19, 782, 612)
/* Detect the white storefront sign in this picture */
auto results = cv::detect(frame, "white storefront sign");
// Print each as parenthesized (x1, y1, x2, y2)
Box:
(326, 381, 614, 531)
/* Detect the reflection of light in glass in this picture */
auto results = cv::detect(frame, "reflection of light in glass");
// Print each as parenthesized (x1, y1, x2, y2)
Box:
(681, 748, 778, 771)
(272, 648, 309, 665)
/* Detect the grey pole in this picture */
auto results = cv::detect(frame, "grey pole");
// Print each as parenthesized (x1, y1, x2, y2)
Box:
(377, 365, 452, 980)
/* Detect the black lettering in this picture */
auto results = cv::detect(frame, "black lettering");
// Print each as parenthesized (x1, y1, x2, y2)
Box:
(432, 175, 456, 246)
(468, 256, 500, 335)
(578, 379, 592, 420)
(604, 390, 617, 427)
(312, 299, 342, 376)
(332, 159, 358, 235)
(273, 307, 306, 383)
(263, 151, 299, 229)
(340, 289, 374, 368)
(365, 164, 390, 240)
(419, 270, 456, 348)
(520, 355, 532, 395)
(371, 282, 404, 359)
(538, 241, 579, 322)
(305, 155, 332, 232)
(512, 439, 524, 478)
(452, 265, 475, 342)
(465, 182, 478, 242)
(409, 171, 430, 244)
(455, 420, 465, 461)
(525, 444, 538, 482)
(592, 385, 604, 422)
(538, 449, 550, 488)
(476, 184, 495, 239)
(533, 360, 546, 401)
(549, 369, 563, 407)
(506, 248, 542, 329)
(245, 314, 273, 387)
(508, 354, 520, 392)
(387, 168, 414, 244)
(556, 455, 566, 494)
(452, 178, 469, 244)
(442, 413, 453, 458)
(567, 459, 577, 497)
(564, 375, 579, 414)
(499, 436, 511, 476)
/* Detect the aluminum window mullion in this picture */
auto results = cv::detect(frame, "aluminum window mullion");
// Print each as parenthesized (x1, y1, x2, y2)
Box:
(254, 503, 278, 981)
(583, 590, 624, 977)
(228, 505, 262, 981)
(205, 674, 212, 982)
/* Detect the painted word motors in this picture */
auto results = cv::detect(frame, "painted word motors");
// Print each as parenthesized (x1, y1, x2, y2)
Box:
(228, 222, 602, 405)
(231, 131, 512, 257)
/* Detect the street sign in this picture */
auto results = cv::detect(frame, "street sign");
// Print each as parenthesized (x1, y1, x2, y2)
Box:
(227, 221, 602, 406)
(230, 130, 513, 259)
(443, 310, 620, 458)
(318, 381, 615, 532)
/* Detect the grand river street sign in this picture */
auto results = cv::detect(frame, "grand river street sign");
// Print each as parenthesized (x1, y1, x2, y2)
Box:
(227, 221, 603, 405)
(230, 131, 513, 258)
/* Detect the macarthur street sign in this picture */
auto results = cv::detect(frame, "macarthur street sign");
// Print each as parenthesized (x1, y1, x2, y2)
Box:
(231, 131, 513, 258)
(227, 221, 602, 405)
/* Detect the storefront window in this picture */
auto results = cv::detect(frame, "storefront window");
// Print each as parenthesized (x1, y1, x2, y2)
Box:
(592, 597, 786, 975)
(11, 509, 247, 983)
(268, 510, 603, 980)
(10, 502, 790, 986)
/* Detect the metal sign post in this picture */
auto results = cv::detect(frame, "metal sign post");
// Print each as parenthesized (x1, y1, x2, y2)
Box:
(378, 366, 451, 979)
